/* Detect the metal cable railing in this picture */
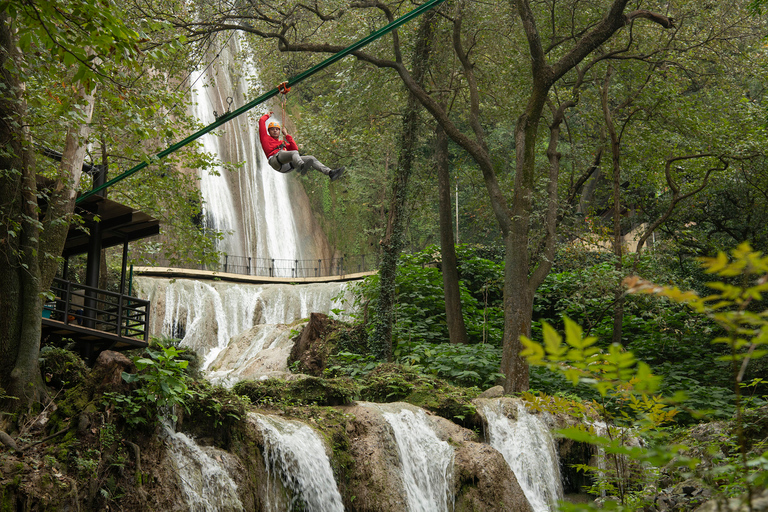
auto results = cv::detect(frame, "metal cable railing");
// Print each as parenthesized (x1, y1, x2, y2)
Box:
(147, 253, 380, 278)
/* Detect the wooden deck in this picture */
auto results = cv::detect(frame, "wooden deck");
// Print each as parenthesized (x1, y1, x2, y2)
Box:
(41, 277, 149, 359)
(41, 318, 148, 352)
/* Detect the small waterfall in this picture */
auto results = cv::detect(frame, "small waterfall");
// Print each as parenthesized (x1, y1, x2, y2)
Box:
(377, 404, 455, 512)
(253, 413, 344, 512)
(482, 401, 563, 511)
(164, 427, 244, 512)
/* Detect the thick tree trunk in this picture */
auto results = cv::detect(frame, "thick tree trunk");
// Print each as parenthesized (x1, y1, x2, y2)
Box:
(372, 11, 435, 360)
(0, 16, 94, 409)
(436, 122, 468, 345)
(0, 15, 45, 407)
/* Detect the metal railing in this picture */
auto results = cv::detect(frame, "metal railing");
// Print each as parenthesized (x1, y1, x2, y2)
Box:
(148, 253, 380, 279)
(45, 277, 150, 341)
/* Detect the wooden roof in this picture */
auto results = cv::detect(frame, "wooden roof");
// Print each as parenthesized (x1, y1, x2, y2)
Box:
(63, 195, 160, 257)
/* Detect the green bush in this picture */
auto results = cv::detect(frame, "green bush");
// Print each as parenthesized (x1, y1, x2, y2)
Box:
(104, 341, 191, 428)
(352, 245, 505, 346)
(394, 341, 504, 389)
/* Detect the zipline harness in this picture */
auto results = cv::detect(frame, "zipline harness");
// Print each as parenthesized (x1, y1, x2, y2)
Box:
(76, 0, 447, 204)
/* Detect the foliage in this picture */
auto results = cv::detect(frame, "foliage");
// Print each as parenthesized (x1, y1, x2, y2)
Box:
(521, 244, 768, 509)
(532, 255, 739, 407)
(352, 245, 505, 346)
(106, 342, 191, 427)
(184, 380, 249, 433)
(394, 341, 504, 389)
(325, 351, 380, 379)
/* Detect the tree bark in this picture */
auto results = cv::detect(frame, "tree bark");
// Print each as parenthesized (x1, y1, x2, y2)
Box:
(0, 14, 43, 407)
(436, 122, 469, 345)
(0, 16, 95, 409)
(372, 10, 436, 360)
(599, 66, 626, 347)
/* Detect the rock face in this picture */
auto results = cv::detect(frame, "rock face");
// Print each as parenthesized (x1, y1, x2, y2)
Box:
(339, 401, 534, 512)
(206, 323, 297, 385)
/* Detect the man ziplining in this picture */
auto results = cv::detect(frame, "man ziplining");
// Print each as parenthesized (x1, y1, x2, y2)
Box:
(259, 111, 345, 181)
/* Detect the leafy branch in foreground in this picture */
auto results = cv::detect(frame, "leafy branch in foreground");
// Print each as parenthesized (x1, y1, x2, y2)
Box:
(520, 243, 768, 510)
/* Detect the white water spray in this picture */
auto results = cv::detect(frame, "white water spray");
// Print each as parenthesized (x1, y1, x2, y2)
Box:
(164, 427, 244, 512)
(482, 401, 563, 511)
(377, 404, 455, 512)
(252, 413, 344, 512)
(135, 276, 354, 373)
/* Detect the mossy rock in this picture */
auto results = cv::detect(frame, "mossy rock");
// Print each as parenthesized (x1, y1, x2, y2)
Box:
(405, 388, 478, 427)
(359, 364, 480, 427)
(233, 376, 358, 407)
(39, 346, 87, 389)
(358, 363, 422, 402)
(182, 381, 249, 445)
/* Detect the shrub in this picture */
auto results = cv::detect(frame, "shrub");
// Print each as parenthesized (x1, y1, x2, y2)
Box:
(104, 341, 191, 428)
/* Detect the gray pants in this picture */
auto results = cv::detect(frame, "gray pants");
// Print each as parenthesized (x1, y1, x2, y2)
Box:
(268, 150, 331, 176)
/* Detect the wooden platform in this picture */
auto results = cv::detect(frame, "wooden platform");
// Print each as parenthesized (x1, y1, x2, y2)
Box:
(41, 318, 148, 353)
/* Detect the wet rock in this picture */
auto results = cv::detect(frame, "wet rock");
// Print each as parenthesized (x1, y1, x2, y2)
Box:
(339, 401, 534, 512)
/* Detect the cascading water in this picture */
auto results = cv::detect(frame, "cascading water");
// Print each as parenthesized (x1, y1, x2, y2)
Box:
(376, 404, 455, 512)
(164, 426, 244, 512)
(481, 401, 563, 511)
(189, 34, 331, 265)
(135, 275, 355, 378)
(252, 413, 344, 512)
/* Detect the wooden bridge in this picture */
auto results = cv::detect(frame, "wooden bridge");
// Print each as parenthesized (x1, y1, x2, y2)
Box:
(133, 265, 376, 284)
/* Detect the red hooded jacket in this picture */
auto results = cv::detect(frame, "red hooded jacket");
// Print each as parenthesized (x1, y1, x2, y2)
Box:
(259, 113, 298, 158)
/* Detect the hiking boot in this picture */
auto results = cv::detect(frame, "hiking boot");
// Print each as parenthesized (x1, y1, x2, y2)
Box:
(329, 167, 345, 181)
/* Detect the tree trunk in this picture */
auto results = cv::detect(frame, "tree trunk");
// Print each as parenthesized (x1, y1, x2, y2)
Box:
(0, 15, 45, 407)
(600, 66, 626, 347)
(372, 11, 436, 360)
(436, 122, 469, 345)
(0, 16, 95, 409)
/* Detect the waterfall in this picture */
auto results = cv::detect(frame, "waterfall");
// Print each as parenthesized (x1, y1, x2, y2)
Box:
(481, 401, 563, 511)
(135, 275, 355, 381)
(189, 34, 330, 263)
(164, 427, 244, 512)
(252, 413, 344, 512)
(377, 404, 455, 512)
(135, 276, 352, 369)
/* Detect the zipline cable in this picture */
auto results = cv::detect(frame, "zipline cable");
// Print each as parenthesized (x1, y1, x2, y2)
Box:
(77, 0, 448, 204)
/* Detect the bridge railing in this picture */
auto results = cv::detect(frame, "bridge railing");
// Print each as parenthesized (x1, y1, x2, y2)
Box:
(149, 253, 381, 278)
